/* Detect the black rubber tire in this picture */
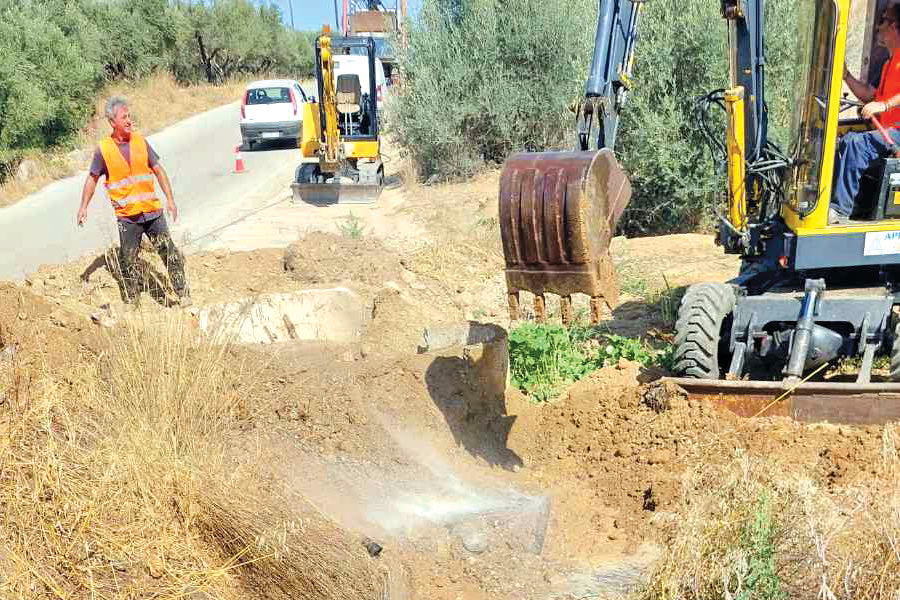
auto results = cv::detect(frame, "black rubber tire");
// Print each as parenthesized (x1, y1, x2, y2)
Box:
(672, 283, 737, 379)
(890, 321, 900, 381)
(295, 164, 321, 184)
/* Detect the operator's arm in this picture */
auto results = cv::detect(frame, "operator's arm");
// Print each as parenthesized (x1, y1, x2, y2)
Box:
(844, 64, 876, 103)
(77, 174, 99, 227)
(152, 163, 178, 224)
(861, 92, 900, 118)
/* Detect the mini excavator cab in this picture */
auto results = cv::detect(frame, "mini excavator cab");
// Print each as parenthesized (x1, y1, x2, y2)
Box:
(292, 29, 384, 205)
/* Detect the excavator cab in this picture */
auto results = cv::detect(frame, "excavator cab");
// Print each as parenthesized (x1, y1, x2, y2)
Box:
(293, 30, 384, 205)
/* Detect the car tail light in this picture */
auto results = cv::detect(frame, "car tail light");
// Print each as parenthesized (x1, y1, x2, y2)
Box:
(377, 84, 383, 103)
(241, 90, 248, 119)
(289, 88, 297, 116)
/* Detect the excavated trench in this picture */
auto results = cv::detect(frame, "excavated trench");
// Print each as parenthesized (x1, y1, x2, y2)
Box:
(198, 290, 653, 598)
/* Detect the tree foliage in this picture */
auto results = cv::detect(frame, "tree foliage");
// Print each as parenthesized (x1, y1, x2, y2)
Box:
(392, 0, 800, 234)
(388, 0, 597, 179)
(0, 0, 317, 179)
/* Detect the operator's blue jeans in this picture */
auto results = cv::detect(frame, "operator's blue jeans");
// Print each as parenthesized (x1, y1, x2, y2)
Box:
(832, 127, 900, 216)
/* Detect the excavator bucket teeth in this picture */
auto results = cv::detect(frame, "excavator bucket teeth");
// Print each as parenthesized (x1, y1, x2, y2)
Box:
(665, 377, 900, 425)
(291, 182, 382, 205)
(499, 149, 631, 323)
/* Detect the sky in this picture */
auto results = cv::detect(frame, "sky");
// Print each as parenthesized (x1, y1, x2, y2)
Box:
(256, 0, 421, 32)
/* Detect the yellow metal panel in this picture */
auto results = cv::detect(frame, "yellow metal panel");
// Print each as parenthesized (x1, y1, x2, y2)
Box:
(343, 140, 380, 159)
(725, 86, 747, 231)
(300, 102, 320, 158)
(796, 220, 900, 236)
(784, 0, 852, 233)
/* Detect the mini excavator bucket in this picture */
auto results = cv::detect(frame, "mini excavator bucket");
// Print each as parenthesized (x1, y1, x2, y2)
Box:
(499, 149, 631, 325)
(291, 181, 382, 205)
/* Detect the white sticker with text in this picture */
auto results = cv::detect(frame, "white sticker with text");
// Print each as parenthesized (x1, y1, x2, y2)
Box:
(864, 230, 900, 256)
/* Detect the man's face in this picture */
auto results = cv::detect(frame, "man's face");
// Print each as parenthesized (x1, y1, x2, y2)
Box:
(109, 106, 133, 138)
(877, 12, 900, 48)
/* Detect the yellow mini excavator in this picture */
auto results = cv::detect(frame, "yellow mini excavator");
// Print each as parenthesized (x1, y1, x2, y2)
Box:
(499, 0, 900, 424)
(292, 29, 384, 205)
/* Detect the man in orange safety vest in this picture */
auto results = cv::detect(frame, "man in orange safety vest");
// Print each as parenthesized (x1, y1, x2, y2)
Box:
(77, 96, 190, 307)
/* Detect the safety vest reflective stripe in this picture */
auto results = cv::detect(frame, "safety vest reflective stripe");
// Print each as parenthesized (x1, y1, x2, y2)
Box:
(106, 174, 156, 191)
(109, 192, 159, 208)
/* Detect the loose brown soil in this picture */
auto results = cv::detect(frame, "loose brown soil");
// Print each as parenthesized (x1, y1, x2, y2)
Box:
(3, 156, 896, 599)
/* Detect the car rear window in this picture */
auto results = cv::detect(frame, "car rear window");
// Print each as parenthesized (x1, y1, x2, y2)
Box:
(246, 87, 292, 105)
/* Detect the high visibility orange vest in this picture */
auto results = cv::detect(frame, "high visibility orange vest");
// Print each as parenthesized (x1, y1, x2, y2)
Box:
(99, 132, 161, 219)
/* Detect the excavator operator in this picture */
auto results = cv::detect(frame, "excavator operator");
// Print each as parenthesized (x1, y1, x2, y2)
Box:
(831, 3, 900, 223)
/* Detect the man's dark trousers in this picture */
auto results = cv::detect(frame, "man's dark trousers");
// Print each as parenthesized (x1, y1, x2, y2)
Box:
(116, 215, 188, 303)
(832, 127, 900, 217)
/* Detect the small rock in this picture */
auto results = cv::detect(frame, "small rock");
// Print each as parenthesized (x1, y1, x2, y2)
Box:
(362, 539, 383, 557)
(16, 159, 38, 183)
(457, 524, 490, 554)
(359, 343, 371, 358)
(213, 249, 227, 260)
(49, 309, 71, 329)
(90, 313, 115, 328)
(110, 559, 128, 572)
(0, 345, 16, 363)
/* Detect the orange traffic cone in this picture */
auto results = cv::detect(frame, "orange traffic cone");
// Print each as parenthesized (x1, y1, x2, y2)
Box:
(233, 144, 247, 174)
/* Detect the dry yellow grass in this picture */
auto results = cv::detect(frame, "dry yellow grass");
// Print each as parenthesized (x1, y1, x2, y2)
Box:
(0, 72, 251, 209)
(0, 315, 388, 599)
(637, 428, 900, 600)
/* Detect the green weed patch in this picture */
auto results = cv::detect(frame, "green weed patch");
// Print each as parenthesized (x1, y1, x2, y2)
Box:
(508, 323, 672, 402)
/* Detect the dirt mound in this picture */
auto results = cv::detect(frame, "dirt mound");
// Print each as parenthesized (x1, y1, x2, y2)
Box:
(505, 363, 891, 560)
(284, 232, 403, 289)
(0, 282, 94, 369)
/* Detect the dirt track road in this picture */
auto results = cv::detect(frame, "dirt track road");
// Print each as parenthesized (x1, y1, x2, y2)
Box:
(0, 102, 299, 281)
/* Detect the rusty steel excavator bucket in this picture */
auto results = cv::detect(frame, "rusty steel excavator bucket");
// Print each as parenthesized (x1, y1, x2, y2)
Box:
(499, 149, 632, 324)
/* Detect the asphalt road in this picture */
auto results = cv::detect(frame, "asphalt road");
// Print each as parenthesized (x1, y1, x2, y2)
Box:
(0, 102, 301, 281)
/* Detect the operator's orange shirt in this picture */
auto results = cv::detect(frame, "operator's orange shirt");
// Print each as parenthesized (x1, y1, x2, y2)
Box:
(876, 51, 900, 127)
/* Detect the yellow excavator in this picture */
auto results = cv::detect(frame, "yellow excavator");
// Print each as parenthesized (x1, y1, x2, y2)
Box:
(292, 28, 384, 205)
(499, 0, 900, 424)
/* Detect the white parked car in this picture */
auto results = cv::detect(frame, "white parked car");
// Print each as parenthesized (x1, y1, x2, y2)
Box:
(239, 79, 308, 150)
(332, 55, 389, 110)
